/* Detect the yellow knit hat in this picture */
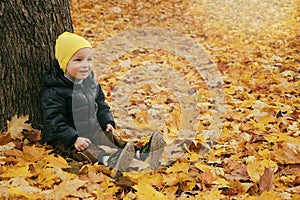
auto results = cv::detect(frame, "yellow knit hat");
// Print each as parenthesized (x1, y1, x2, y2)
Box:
(55, 31, 92, 72)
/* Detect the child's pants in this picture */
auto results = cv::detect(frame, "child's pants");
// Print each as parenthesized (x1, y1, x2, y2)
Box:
(51, 129, 127, 164)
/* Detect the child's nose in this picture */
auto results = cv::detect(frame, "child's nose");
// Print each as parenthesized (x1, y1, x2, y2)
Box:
(82, 60, 91, 68)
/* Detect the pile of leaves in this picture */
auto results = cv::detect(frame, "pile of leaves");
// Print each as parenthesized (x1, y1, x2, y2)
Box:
(1, 0, 300, 199)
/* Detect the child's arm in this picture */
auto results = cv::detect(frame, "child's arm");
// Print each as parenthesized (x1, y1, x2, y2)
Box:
(95, 84, 115, 131)
(41, 89, 79, 146)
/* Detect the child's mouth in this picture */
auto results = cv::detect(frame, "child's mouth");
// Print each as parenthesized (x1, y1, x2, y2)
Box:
(79, 70, 89, 74)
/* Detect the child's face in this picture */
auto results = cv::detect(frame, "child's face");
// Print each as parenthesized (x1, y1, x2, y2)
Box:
(66, 48, 93, 80)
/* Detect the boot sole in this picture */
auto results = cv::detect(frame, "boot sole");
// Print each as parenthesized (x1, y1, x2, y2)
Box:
(149, 132, 165, 170)
(112, 143, 135, 178)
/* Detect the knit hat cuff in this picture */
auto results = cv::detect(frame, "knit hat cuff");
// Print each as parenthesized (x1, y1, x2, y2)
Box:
(59, 45, 92, 72)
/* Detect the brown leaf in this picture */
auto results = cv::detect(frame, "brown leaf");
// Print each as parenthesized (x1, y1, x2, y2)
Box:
(273, 143, 300, 164)
(88, 169, 106, 183)
(217, 61, 229, 73)
(291, 110, 300, 120)
(294, 176, 300, 185)
(22, 145, 45, 162)
(116, 176, 135, 187)
(199, 171, 217, 185)
(22, 129, 41, 142)
(225, 161, 250, 181)
(0, 132, 13, 145)
(259, 167, 274, 192)
(254, 85, 269, 93)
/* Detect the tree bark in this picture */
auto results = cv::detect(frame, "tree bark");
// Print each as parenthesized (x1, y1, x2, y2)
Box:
(0, 0, 73, 131)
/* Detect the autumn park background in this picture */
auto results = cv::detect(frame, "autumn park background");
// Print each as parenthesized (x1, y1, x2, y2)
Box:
(1, 0, 300, 199)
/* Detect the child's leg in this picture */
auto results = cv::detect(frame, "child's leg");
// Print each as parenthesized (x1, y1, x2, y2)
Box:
(89, 129, 165, 173)
(89, 129, 135, 177)
(90, 129, 127, 149)
(52, 142, 99, 164)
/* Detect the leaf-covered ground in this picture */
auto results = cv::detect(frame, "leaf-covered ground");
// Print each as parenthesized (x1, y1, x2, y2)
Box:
(1, 0, 300, 199)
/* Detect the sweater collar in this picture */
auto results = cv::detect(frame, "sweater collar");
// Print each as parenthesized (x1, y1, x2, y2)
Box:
(64, 74, 83, 84)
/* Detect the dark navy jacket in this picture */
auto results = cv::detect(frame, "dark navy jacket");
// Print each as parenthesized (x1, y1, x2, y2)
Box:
(41, 60, 115, 146)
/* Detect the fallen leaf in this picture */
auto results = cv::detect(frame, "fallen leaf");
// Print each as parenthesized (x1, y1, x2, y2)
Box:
(7, 115, 33, 140)
(259, 167, 274, 191)
(200, 189, 226, 200)
(166, 162, 190, 174)
(273, 142, 300, 164)
(42, 154, 69, 169)
(285, 185, 300, 193)
(44, 178, 87, 199)
(0, 142, 15, 152)
(246, 158, 277, 183)
(0, 132, 13, 145)
(1, 163, 32, 178)
(133, 181, 168, 200)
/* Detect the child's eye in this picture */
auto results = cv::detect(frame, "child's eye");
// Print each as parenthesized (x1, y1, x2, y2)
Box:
(88, 58, 93, 62)
(74, 58, 82, 62)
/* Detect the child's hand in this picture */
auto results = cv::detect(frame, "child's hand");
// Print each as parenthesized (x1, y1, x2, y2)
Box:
(74, 137, 91, 151)
(106, 124, 115, 134)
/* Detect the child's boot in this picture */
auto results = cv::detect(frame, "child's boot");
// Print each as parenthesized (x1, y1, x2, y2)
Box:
(107, 143, 135, 178)
(136, 132, 165, 170)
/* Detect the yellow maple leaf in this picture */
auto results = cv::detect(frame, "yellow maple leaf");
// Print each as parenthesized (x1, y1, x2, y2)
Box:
(7, 187, 41, 200)
(240, 99, 254, 108)
(123, 170, 150, 180)
(186, 151, 200, 162)
(124, 170, 163, 188)
(163, 172, 194, 187)
(37, 168, 59, 188)
(133, 181, 168, 200)
(258, 190, 282, 200)
(97, 185, 120, 199)
(195, 134, 206, 145)
(257, 115, 275, 125)
(1, 163, 32, 178)
(213, 178, 229, 187)
(162, 186, 178, 200)
(7, 115, 33, 140)
(250, 119, 266, 131)
(166, 162, 190, 174)
(194, 162, 214, 172)
(265, 133, 299, 144)
(42, 154, 69, 169)
(198, 189, 225, 200)
(246, 158, 277, 183)
(225, 87, 235, 95)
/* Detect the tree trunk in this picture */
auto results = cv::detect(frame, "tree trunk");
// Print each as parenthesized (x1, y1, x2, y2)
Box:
(0, 0, 73, 131)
